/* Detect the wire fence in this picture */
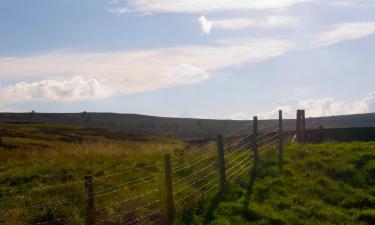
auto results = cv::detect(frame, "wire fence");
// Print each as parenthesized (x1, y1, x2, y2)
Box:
(0, 110, 290, 225)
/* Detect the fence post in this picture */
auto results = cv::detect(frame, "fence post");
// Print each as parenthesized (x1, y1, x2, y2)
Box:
(278, 110, 284, 172)
(84, 175, 95, 225)
(217, 134, 226, 194)
(302, 109, 306, 143)
(296, 110, 302, 143)
(252, 116, 259, 173)
(163, 154, 174, 225)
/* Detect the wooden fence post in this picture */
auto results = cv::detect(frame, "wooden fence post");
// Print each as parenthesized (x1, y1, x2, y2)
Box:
(163, 154, 174, 225)
(217, 134, 226, 194)
(302, 109, 306, 143)
(278, 110, 284, 172)
(252, 116, 259, 172)
(296, 110, 302, 143)
(84, 175, 95, 225)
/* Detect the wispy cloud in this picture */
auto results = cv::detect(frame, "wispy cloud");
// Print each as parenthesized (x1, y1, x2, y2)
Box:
(200, 15, 299, 34)
(313, 22, 375, 47)
(114, 0, 315, 14)
(0, 38, 292, 103)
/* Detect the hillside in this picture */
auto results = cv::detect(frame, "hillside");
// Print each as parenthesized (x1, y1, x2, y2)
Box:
(1, 112, 375, 139)
(177, 142, 375, 225)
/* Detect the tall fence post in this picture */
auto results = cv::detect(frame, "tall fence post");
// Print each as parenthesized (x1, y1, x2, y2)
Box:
(302, 109, 306, 143)
(84, 175, 95, 225)
(296, 109, 306, 144)
(163, 154, 174, 225)
(217, 134, 226, 194)
(252, 116, 259, 173)
(278, 110, 284, 172)
(296, 110, 302, 143)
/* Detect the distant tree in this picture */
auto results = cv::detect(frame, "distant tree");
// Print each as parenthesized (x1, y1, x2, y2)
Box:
(85, 116, 91, 124)
(197, 120, 203, 126)
(150, 124, 155, 129)
(174, 123, 179, 130)
(81, 111, 87, 117)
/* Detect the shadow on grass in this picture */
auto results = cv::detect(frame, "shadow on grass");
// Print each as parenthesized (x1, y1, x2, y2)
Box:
(202, 190, 227, 224)
(243, 167, 257, 213)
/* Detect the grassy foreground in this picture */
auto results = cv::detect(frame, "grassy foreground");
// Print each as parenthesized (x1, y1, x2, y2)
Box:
(177, 142, 375, 225)
(0, 123, 189, 224)
(1, 122, 375, 225)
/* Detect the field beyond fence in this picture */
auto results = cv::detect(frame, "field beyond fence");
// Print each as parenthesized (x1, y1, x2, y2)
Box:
(0, 110, 374, 225)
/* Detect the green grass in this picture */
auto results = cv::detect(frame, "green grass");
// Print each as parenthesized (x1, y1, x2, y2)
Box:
(1, 122, 375, 225)
(176, 142, 375, 225)
(0, 123, 186, 224)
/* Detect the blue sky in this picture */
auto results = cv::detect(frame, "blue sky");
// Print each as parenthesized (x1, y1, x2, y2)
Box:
(0, 0, 375, 119)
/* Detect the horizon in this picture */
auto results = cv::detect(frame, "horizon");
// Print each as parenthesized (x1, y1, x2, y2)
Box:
(1, 0, 375, 119)
(1, 110, 375, 121)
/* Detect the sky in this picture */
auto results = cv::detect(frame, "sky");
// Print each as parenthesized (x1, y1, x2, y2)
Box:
(0, 0, 375, 119)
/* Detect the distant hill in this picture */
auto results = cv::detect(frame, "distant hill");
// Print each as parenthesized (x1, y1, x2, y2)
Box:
(0, 112, 375, 139)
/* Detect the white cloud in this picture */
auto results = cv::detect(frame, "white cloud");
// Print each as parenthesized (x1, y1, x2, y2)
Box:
(209, 15, 298, 31)
(163, 64, 210, 85)
(313, 22, 375, 47)
(0, 38, 293, 103)
(0, 77, 111, 103)
(198, 16, 213, 34)
(261, 93, 375, 119)
(121, 0, 315, 14)
(225, 93, 375, 120)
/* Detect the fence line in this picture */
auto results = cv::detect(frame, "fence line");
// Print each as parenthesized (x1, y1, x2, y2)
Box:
(1, 109, 300, 225)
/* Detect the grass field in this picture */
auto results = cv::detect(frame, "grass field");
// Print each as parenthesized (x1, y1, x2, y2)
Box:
(178, 142, 375, 225)
(0, 122, 219, 225)
(0, 122, 374, 225)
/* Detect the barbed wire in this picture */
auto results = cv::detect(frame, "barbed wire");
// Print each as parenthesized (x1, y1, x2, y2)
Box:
(173, 165, 217, 197)
(172, 161, 216, 186)
(173, 151, 216, 175)
(94, 162, 162, 182)
(96, 188, 160, 212)
(227, 158, 252, 180)
(95, 174, 159, 196)
(226, 154, 252, 175)
(175, 176, 218, 204)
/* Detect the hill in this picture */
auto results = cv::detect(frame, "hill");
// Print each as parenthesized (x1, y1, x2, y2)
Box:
(0, 112, 375, 139)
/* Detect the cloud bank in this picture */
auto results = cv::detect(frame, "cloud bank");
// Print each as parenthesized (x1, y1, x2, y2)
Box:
(0, 38, 292, 103)
(0, 77, 111, 103)
(227, 93, 375, 120)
